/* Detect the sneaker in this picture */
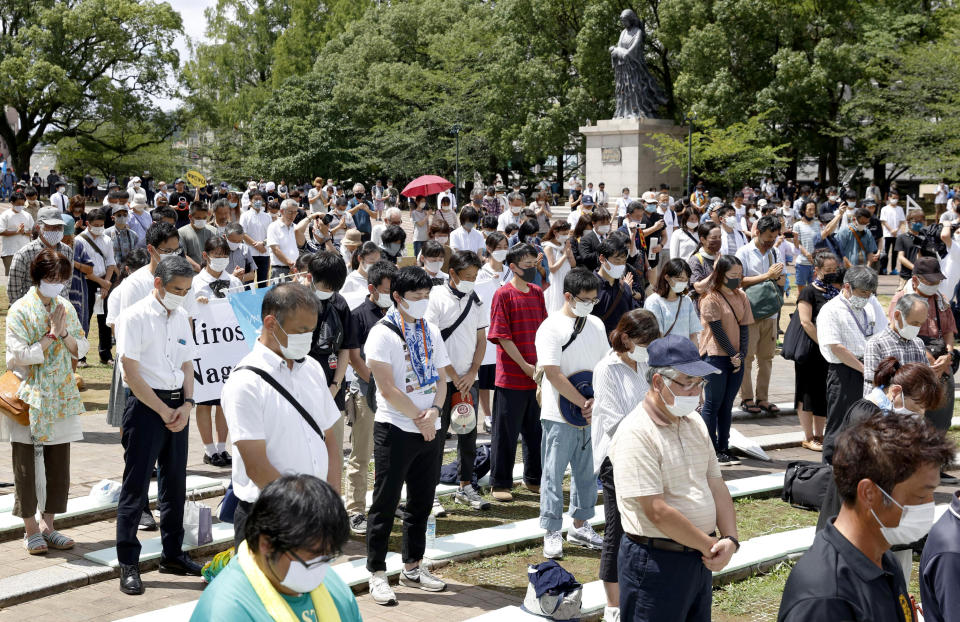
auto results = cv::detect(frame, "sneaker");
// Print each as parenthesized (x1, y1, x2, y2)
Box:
(567, 523, 603, 550)
(941, 471, 960, 485)
(219, 451, 232, 466)
(604, 606, 621, 622)
(399, 565, 446, 592)
(431, 497, 447, 518)
(492, 488, 514, 502)
(395, 502, 406, 519)
(455, 485, 491, 510)
(801, 439, 823, 452)
(716, 451, 741, 466)
(484, 416, 492, 432)
(369, 571, 397, 605)
(138, 510, 158, 531)
(349, 513, 368, 535)
(543, 530, 564, 559)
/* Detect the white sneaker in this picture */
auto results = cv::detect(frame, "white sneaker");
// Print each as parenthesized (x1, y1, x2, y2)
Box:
(369, 570, 396, 605)
(567, 522, 603, 550)
(604, 606, 621, 622)
(484, 416, 493, 432)
(431, 497, 447, 518)
(543, 530, 564, 559)
(399, 565, 447, 592)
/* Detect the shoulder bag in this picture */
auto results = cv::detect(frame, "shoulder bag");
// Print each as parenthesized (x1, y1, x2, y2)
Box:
(745, 249, 784, 320)
(781, 310, 815, 363)
(534, 316, 586, 406)
(441, 292, 480, 341)
(233, 365, 324, 441)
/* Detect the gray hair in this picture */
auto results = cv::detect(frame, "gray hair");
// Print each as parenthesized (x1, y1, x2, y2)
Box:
(280, 198, 299, 212)
(211, 198, 231, 212)
(843, 265, 878, 293)
(155, 255, 194, 285)
(225, 222, 244, 237)
(470, 187, 484, 200)
(813, 250, 839, 269)
(508, 191, 525, 204)
(894, 293, 927, 319)
(645, 365, 676, 385)
(352, 182, 366, 194)
(384, 207, 402, 222)
(261, 282, 318, 326)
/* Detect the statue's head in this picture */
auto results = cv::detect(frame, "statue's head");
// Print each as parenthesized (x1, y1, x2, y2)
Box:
(620, 9, 641, 28)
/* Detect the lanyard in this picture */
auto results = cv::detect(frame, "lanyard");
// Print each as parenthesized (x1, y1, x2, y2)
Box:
(396, 314, 429, 367)
(841, 298, 873, 337)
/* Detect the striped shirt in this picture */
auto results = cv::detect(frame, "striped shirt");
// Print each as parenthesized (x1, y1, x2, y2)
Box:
(862, 327, 927, 395)
(792, 220, 822, 265)
(488, 282, 547, 390)
(591, 349, 649, 473)
(106, 226, 139, 266)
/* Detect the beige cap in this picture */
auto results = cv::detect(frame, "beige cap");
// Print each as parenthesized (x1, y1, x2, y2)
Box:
(343, 229, 363, 247)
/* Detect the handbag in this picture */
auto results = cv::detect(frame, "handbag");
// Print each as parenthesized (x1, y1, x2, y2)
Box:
(745, 279, 784, 320)
(0, 370, 29, 427)
(782, 461, 833, 511)
(184, 497, 213, 546)
(781, 311, 815, 363)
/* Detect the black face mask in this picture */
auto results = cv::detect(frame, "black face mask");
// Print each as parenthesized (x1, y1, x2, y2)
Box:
(822, 272, 842, 284)
(725, 277, 741, 290)
(515, 266, 538, 283)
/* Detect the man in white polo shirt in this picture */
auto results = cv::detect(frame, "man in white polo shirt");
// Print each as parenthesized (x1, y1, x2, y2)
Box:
(238, 190, 271, 285)
(266, 199, 300, 282)
(221, 283, 341, 550)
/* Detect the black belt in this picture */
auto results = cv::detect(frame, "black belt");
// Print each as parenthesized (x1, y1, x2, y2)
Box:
(626, 533, 713, 554)
(153, 389, 184, 401)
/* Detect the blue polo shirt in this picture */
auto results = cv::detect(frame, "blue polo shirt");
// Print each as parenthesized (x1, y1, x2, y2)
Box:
(835, 225, 878, 266)
(919, 491, 960, 622)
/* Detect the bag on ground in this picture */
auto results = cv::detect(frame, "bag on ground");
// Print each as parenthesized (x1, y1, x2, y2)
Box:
(184, 498, 213, 546)
(522, 560, 582, 620)
(89, 479, 122, 504)
(782, 461, 833, 511)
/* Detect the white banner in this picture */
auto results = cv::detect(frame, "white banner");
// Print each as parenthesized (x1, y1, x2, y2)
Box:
(190, 298, 250, 403)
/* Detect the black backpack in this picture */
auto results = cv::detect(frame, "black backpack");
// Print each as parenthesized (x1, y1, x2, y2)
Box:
(782, 461, 833, 511)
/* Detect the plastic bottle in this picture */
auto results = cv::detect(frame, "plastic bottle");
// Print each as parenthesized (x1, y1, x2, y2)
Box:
(426, 514, 436, 550)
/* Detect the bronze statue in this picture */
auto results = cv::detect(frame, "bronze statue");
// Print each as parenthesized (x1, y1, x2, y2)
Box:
(610, 9, 667, 119)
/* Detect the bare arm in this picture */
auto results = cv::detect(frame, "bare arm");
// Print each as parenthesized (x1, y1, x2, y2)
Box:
(638, 494, 717, 555)
(798, 300, 818, 343)
(234, 440, 283, 490)
(325, 429, 342, 495)
(544, 365, 593, 422)
(349, 348, 371, 383)
(121, 356, 174, 422)
(829, 344, 864, 373)
(270, 245, 294, 268)
(369, 359, 423, 419)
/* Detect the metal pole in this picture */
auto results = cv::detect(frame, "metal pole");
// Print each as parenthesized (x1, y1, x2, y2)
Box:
(455, 131, 460, 206)
(685, 114, 692, 198)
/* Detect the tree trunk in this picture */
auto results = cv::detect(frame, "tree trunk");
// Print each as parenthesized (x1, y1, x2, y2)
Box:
(817, 153, 827, 186)
(785, 146, 798, 182)
(872, 159, 886, 194)
(827, 138, 840, 186)
(555, 150, 564, 197)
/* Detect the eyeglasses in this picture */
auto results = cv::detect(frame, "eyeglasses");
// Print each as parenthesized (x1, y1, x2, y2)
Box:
(157, 246, 180, 255)
(287, 549, 339, 568)
(574, 295, 599, 305)
(664, 375, 706, 391)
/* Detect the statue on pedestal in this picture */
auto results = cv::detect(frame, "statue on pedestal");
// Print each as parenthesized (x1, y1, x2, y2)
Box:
(610, 9, 667, 119)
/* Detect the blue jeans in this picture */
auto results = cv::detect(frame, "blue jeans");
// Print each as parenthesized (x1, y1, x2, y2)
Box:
(539, 420, 597, 532)
(699, 355, 744, 452)
(413, 241, 424, 258)
(795, 263, 814, 285)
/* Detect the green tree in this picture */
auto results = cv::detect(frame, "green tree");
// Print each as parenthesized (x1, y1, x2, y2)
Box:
(0, 0, 182, 174)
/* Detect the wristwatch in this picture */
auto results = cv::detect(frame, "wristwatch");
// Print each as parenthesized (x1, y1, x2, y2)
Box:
(720, 535, 740, 551)
(184, 398, 196, 406)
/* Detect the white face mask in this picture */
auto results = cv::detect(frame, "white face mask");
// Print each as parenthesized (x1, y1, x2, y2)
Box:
(425, 260, 443, 274)
(160, 290, 186, 312)
(227, 241, 241, 252)
(662, 379, 700, 418)
(511, 205, 522, 214)
(847, 293, 869, 310)
(42, 230, 63, 247)
(435, 236, 449, 245)
(724, 216, 738, 229)
(208, 257, 229, 273)
(491, 249, 508, 262)
(671, 280, 688, 293)
(889, 198, 899, 205)
(274, 324, 313, 360)
(402, 297, 429, 319)
(870, 484, 935, 546)
(315, 288, 334, 301)
(192, 218, 207, 229)
(847, 200, 857, 208)
(454, 279, 475, 295)
(896, 316, 921, 340)
(557, 235, 569, 243)
(89, 226, 104, 236)
(917, 281, 939, 296)
(628, 345, 648, 365)
(571, 298, 595, 317)
(604, 261, 626, 279)
(686, 220, 698, 230)
(597, 225, 610, 234)
(372, 292, 393, 308)
(12, 204, 23, 213)
(39, 280, 65, 299)
(115, 215, 129, 225)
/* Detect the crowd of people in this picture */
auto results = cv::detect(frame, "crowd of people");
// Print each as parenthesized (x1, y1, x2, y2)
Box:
(2, 173, 959, 622)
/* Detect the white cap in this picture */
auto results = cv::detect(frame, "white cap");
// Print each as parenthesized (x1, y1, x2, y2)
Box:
(642, 191, 658, 204)
(265, 181, 276, 192)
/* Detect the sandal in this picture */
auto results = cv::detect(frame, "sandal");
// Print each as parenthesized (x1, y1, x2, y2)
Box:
(42, 529, 75, 550)
(24, 533, 48, 555)
(758, 401, 780, 414)
(740, 400, 762, 414)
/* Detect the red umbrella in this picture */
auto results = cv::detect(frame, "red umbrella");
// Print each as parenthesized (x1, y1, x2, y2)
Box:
(401, 175, 453, 198)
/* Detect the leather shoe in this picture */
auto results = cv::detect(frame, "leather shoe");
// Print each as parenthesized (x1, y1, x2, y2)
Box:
(158, 553, 202, 576)
(119, 563, 144, 595)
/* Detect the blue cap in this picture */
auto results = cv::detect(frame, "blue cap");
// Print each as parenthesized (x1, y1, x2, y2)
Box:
(558, 370, 593, 427)
(647, 334, 719, 377)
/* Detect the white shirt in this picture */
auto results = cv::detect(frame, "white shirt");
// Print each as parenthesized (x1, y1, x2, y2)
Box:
(50, 191, 68, 212)
(596, 190, 609, 207)
(534, 313, 608, 424)
(590, 349, 648, 473)
(879, 204, 905, 238)
(720, 227, 747, 256)
(371, 223, 388, 247)
(660, 208, 678, 243)
(365, 318, 451, 433)
(115, 294, 197, 390)
(307, 187, 326, 213)
(616, 196, 631, 218)
(437, 191, 457, 211)
(498, 211, 523, 231)
(76, 231, 116, 277)
(239, 208, 273, 257)
(450, 227, 485, 254)
(266, 220, 298, 267)
(475, 266, 505, 366)
(939, 234, 960, 299)
(816, 294, 877, 363)
(424, 283, 488, 376)
(185, 269, 244, 317)
(0, 208, 34, 256)
(106, 264, 155, 327)
(340, 268, 370, 300)
(935, 182, 949, 203)
(735, 240, 777, 278)
(222, 342, 340, 503)
(669, 226, 700, 261)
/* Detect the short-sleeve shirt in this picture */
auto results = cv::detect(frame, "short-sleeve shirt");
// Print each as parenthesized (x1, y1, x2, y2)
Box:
(919, 492, 960, 622)
(643, 294, 703, 340)
(239, 209, 273, 257)
(310, 293, 358, 387)
(184, 269, 243, 317)
(592, 274, 641, 335)
(816, 295, 877, 363)
(178, 223, 217, 265)
(76, 231, 116, 277)
(609, 404, 721, 538)
(862, 326, 927, 395)
(115, 294, 198, 390)
(893, 234, 922, 279)
(534, 313, 608, 424)
(450, 227, 486, 254)
(349, 199, 372, 233)
(698, 289, 754, 356)
(365, 318, 451, 433)
(266, 220, 298, 267)
(424, 283, 488, 376)
(889, 289, 957, 340)
(0, 209, 34, 257)
(488, 282, 547, 390)
(793, 220, 822, 265)
(879, 204, 905, 238)
(836, 226, 878, 266)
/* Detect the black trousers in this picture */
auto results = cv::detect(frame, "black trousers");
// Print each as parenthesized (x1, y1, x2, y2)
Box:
(598, 457, 623, 583)
(232, 499, 254, 551)
(439, 381, 479, 483)
(366, 422, 443, 572)
(490, 387, 542, 489)
(82, 282, 113, 363)
(252, 256, 270, 286)
(619, 537, 712, 622)
(116, 394, 189, 565)
(822, 363, 863, 465)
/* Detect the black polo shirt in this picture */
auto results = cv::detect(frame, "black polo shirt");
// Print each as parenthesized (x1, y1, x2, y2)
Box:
(592, 272, 641, 337)
(349, 297, 389, 372)
(919, 491, 960, 622)
(778, 520, 914, 622)
(308, 292, 357, 409)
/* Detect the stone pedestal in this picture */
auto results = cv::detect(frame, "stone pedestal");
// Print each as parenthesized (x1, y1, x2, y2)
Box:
(579, 118, 687, 198)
